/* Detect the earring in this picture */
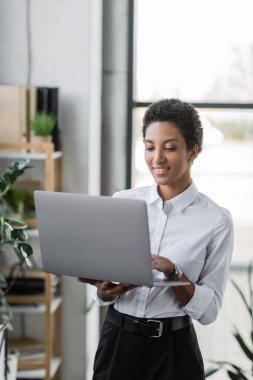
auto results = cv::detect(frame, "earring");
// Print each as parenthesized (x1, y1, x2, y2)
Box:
(189, 160, 193, 166)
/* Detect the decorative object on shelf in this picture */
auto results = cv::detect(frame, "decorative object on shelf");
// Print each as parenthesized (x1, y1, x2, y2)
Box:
(29, 112, 56, 145)
(0, 85, 36, 144)
(205, 262, 253, 380)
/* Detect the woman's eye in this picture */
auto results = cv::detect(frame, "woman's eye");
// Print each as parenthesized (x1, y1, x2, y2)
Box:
(145, 147, 154, 151)
(165, 147, 176, 151)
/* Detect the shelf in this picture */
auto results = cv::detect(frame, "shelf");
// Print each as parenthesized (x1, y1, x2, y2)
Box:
(10, 336, 44, 349)
(0, 151, 62, 160)
(10, 337, 45, 370)
(7, 296, 62, 314)
(9, 337, 61, 378)
(17, 357, 62, 379)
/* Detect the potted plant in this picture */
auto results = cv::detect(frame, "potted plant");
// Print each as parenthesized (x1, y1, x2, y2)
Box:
(205, 262, 253, 379)
(29, 112, 56, 144)
(0, 159, 33, 379)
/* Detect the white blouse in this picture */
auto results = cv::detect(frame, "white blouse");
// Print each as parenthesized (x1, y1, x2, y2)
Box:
(93, 182, 234, 325)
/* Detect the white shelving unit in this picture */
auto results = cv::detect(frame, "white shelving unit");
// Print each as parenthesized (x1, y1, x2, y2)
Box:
(0, 151, 62, 160)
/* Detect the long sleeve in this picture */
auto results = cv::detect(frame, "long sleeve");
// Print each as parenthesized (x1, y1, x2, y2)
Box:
(183, 209, 234, 325)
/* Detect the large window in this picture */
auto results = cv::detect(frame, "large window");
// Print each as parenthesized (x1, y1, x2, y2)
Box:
(134, 0, 253, 103)
(131, 1, 253, 377)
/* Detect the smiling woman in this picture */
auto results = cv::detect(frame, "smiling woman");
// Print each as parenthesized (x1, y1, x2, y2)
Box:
(79, 98, 234, 380)
(132, 2, 253, 377)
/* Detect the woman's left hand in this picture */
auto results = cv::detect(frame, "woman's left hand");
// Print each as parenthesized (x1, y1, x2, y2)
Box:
(151, 254, 174, 277)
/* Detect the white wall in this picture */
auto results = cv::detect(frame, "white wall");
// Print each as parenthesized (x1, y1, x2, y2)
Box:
(0, 0, 102, 378)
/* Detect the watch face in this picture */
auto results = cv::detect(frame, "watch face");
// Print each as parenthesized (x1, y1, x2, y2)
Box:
(175, 264, 183, 278)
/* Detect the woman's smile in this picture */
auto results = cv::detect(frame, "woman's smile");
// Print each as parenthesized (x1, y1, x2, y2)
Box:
(152, 167, 169, 176)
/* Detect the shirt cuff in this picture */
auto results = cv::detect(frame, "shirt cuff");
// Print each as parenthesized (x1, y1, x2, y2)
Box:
(182, 284, 214, 320)
(92, 288, 117, 307)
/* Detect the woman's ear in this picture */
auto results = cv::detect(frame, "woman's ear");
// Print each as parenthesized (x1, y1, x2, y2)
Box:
(188, 144, 199, 162)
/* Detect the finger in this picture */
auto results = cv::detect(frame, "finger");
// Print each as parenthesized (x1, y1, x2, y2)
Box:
(77, 278, 103, 288)
(101, 281, 114, 291)
(77, 278, 95, 284)
(112, 284, 136, 293)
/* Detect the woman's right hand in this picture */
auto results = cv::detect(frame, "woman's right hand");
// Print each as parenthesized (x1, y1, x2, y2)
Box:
(77, 278, 136, 302)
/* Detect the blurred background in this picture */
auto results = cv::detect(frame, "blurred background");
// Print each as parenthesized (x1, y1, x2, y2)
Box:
(0, 0, 252, 379)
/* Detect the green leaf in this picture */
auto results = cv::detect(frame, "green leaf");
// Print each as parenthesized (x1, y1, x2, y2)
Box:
(11, 228, 28, 242)
(18, 242, 33, 257)
(247, 262, 253, 319)
(205, 367, 221, 377)
(30, 112, 56, 136)
(227, 369, 250, 380)
(0, 177, 10, 194)
(211, 360, 249, 377)
(0, 273, 7, 288)
(231, 277, 252, 316)
(0, 159, 31, 196)
(13, 243, 33, 266)
(227, 370, 238, 380)
(233, 330, 253, 361)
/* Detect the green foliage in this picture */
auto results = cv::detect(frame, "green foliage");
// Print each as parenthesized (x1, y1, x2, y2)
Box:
(0, 159, 33, 263)
(30, 112, 56, 136)
(0, 160, 31, 197)
(3, 188, 35, 216)
(205, 263, 253, 379)
(0, 160, 34, 330)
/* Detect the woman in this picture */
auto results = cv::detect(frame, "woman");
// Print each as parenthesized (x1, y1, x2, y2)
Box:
(79, 98, 234, 380)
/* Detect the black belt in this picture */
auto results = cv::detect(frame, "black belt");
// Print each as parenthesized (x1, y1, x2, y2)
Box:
(107, 306, 192, 338)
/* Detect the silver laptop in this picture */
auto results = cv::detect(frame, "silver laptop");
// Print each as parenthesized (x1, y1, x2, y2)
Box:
(34, 191, 189, 287)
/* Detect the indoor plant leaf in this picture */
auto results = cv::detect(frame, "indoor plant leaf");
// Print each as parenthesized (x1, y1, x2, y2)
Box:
(233, 329, 253, 361)
(226, 369, 249, 380)
(205, 366, 221, 377)
(30, 112, 56, 136)
(231, 277, 252, 316)
(10, 228, 28, 242)
(0, 159, 31, 197)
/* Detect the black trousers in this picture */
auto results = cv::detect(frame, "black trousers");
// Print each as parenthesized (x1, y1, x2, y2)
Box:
(92, 309, 204, 380)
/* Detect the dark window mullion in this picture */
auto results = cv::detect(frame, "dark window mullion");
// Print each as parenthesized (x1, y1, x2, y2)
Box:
(133, 101, 253, 110)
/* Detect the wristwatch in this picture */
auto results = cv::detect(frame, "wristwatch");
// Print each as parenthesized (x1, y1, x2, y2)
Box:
(173, 263, 184, 279)
(164, 263, 184, 281)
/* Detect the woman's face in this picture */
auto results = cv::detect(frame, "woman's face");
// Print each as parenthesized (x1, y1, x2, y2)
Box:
(144, 121, 196, 197)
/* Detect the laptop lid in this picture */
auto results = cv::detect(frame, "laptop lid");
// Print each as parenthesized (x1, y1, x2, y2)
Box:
(34, 191, 154, 287)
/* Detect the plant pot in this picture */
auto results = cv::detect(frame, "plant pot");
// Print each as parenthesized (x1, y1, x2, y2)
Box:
(30, 135, 52, 144)
(30, 135, 52, 152)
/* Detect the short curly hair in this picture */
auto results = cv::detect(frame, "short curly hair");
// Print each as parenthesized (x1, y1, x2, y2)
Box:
(142, 98, 203, 152)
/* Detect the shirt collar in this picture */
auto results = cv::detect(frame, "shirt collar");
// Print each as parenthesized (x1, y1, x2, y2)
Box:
(147, 183, 161, 205)
(147, 181, 199, 212)
(170, 181, 199, 212)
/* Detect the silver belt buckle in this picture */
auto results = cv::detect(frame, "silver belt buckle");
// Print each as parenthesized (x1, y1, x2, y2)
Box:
(147, 319, 163, 338)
